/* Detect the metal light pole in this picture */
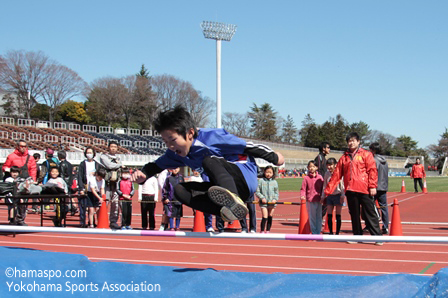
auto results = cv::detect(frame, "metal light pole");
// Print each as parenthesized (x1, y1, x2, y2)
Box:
(201, 21, 237, 128)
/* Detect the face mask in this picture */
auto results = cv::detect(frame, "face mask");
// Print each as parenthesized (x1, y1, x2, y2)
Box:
(122, 174, 130, 179)
(86, 153, 94, 159)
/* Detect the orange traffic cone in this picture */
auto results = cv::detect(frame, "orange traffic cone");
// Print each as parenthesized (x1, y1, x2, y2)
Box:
(389, 198, 403, 236)
(322, 210, 335, 234)
(298, 198, 311, 234)
(423, 180, 428, 194)
(97, 194, 109, 229)
(193, 210, 206, 232)
(401, 179, 406, 193)
(227, 219, 242, 231)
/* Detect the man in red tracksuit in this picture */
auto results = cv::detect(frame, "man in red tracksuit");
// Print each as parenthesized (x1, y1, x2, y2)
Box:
(324, 132, 382, 243)
(410, 158, 426, 193)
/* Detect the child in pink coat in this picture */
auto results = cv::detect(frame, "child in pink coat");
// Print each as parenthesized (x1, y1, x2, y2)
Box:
(300, 160, 324, 234)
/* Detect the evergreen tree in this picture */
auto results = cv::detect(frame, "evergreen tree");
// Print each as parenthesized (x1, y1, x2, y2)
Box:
(248, 103, 277, 140)
(281, 115, 298, 143)
(136, 64, 150, 79)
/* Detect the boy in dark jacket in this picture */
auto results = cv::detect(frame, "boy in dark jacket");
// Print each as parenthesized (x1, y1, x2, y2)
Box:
(369, 142, 389, 235)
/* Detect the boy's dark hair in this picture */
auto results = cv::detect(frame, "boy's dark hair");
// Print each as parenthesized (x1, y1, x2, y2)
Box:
(84, 146, 96, 158)
(33, 153, 41, 160)
(153, 105, 198, 139)
(263, 165, 276, 179)
(326, 157, 337, 165)
(58, 151, 66, 160)
(49, 166, 59, 172)
(10, 166, 21, 173)
(369, 142, 381, 154)
(108, 140, 118, 147)
(318, 142, 330, 153)
(96, 168, 107, 178)
(121, 167, 130, 174)
(346, 132, 360, 142)
(307, 160, 316, 167)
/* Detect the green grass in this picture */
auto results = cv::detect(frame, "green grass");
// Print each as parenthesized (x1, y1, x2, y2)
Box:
(277, 177, 448, 192)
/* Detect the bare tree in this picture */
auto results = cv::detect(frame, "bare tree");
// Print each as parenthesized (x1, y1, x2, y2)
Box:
(40, 64, 87, 124)
(222, 112, 250, 137)
(151, 74, 181, 110)
(152, 74, 213, 127)
(86, 77, 125, 126)
(0, 50, 53, 118)
(121, 75, 156, 130)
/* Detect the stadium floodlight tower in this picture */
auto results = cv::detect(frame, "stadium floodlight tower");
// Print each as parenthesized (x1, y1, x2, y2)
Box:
(201, 21, 237, 128)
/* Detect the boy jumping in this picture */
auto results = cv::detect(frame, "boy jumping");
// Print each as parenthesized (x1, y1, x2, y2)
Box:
(132, 105, 284, 222)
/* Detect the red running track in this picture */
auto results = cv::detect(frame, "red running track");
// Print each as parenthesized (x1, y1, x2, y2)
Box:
(0, 191, 447, 276)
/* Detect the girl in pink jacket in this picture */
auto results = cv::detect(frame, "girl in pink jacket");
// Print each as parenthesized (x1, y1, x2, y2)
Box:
(300, 160, 324, 234)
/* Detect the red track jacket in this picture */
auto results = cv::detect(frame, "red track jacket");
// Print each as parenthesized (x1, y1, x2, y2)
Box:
(2, 148, 37, 181)
(324, 147, 377, 196)
(411, 164, 426, 179)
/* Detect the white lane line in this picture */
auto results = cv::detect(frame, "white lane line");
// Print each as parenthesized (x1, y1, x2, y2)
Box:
(88, 257, 433, 276)
(4, 236, 448, 255)
(1, 239, 445, 264)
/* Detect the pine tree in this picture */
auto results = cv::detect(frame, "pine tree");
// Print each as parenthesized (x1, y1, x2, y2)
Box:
(281, 115, 298, 143)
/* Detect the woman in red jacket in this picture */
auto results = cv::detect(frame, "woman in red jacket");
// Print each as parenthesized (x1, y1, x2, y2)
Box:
(324, 132, 382, 243)
(410, 158, 426, 193)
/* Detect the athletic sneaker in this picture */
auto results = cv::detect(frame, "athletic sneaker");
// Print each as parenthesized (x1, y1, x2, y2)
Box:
(121, 226, 127, 230)
(126, 226, 132, 230)
(375, 242, 384, 246)
(382, 227, 389, 235)
(208, 186, 248, 221)
(207, 227, 215, 232)
(159, 226, 165, 231)
(250, 229, 256, 234)
(241, 230, 248, 234)
(346, 241, 358, 244)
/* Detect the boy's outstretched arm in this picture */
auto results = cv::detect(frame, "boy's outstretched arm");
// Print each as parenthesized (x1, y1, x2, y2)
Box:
(131, 162, 163, 184)
(244, 143, 284, 166)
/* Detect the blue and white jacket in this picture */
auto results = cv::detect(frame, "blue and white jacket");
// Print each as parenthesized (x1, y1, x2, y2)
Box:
(141, 128, 279, 197)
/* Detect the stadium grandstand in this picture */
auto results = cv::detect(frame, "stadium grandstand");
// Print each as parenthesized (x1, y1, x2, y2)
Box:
(0, 116, 420, 175)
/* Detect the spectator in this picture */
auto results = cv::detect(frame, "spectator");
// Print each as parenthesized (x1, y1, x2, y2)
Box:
(300, 160, 324, 234)
(315, 142, 331, 177)
(138, 174, 159, 230)
(46, 167, 68, 227)
(86, 168, 106, 228)
(324, 132, 382, 245)
(4, 166, 21, 224)
(2, 140, 37, 225)
(78, 147, 103, 228)
(100, 141, 125, 230)
(58, 151, 75, 215)
(31, 153, 41, 213)
(256, 166, 279, 234)
(116, 168, 134, 230)
(39, 148, 59, 184)
(410, 158, 426, 193)
(162, 168, 185, 231)
(369, 142, 390, 235)
(321, 158, 345, 235)
(315, 141, 330, 220)
(2, 140, 37, 181)
(189, 170, 215, 232)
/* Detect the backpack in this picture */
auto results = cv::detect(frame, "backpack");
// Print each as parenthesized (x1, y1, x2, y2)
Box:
(19, 155, 30, 179)
(42, 159, 59, 184)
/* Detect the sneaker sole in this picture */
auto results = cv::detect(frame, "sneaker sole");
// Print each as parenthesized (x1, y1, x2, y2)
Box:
(208, 186, 248, 221)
